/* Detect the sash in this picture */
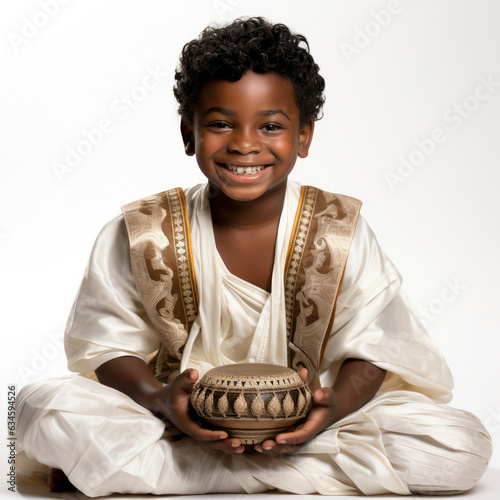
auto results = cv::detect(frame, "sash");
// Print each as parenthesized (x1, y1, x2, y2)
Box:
(284, 187, 361, 388)
(121, 188, 199, 381)
(122, 186, 361, 385)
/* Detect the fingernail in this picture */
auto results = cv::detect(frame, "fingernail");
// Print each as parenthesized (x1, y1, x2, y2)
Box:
(277, 440, 287, 444)
(231, 442, 239, 447)
(264, 445, 273, 451)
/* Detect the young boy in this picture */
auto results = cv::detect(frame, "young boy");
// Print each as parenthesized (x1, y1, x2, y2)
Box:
(17, 17, 491, 496)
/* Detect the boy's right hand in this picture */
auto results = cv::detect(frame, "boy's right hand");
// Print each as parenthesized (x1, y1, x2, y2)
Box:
(154, 369, 246, 454)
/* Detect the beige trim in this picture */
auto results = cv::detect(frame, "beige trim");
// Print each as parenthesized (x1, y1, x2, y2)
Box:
(284, 187, 362, 390)
(121, 188, 199, 382)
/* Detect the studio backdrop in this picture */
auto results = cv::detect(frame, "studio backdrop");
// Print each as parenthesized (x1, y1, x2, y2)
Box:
(2, 0, 499, 470)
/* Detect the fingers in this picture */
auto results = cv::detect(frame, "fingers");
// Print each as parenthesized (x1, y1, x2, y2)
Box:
(298, 367, 308, 382)
(254, 439, 300, 456)
(274, 421, 319, 445)
(313, 386, 336, 406)
(172, 369, 199, 394)
(183, 421, 228, 442)
(203, 437, 245, 454)
(274, 389, 338, 445)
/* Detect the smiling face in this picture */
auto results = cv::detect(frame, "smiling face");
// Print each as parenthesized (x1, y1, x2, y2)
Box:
(182, 71, 314, 202)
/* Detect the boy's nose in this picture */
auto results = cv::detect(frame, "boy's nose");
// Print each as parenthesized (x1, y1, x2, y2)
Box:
(227, 127, 261, 154)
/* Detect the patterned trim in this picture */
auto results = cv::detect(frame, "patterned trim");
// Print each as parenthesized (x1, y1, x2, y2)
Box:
(284, 187, 362, 389)
(121, 188, 199, 382)
(284, 186, 317, 336)
(167, 188, 198, 328)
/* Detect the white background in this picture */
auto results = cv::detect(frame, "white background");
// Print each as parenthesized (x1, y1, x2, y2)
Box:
(1, 0, 499, 474)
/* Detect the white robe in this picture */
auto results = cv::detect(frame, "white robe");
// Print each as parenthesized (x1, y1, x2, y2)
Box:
(16, 182, 492, 496)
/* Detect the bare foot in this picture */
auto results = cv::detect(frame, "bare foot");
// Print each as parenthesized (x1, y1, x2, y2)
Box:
(48, 468, 76, 492)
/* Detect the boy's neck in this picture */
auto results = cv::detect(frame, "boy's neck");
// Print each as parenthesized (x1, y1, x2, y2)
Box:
(208, 180, 287, 228)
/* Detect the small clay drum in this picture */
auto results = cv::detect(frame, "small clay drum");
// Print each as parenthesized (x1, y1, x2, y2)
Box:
(190, 363, 313, 445)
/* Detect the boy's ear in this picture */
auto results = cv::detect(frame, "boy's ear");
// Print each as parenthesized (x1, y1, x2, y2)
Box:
(298, 120, 315, 159)
(181, 120, 196, 156)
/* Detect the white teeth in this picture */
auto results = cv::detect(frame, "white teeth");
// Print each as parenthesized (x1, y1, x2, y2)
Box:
(227, 165, 265, 175)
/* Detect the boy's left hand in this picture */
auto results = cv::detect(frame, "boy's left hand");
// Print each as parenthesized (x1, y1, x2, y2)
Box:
(253, 368, 338, 456)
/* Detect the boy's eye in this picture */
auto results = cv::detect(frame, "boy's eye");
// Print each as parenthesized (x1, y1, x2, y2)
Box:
(262, 123, 283, 132)
(208, 121, 231, 129)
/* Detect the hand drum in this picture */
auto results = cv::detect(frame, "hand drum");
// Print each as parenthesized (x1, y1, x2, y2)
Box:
(190, 363, 313, 444)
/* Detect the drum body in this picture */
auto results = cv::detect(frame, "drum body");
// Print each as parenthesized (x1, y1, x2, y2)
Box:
(190, 363, 313, 444)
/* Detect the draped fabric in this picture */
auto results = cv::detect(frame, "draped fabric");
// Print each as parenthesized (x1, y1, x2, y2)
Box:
(180, 182, 298, 378)
(16, 181, 492, 496)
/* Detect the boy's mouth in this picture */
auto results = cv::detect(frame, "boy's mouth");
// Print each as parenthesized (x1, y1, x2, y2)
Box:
(217, 162, 270, 176)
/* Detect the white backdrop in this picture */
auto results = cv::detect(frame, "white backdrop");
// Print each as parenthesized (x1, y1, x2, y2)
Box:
(2, 0, 499, 472)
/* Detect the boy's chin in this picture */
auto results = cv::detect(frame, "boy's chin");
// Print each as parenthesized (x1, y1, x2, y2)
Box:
(211, 180, 287, 204)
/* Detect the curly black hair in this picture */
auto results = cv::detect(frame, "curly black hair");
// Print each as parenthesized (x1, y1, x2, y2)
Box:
(173, 17, 325, 126)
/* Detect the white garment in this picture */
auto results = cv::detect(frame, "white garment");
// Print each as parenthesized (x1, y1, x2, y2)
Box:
(17, 181, 492, 496)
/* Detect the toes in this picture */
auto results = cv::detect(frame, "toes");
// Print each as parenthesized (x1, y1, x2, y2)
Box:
(48, 469, 76, 492)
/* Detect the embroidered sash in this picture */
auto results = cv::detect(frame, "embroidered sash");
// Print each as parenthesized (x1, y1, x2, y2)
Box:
(285, 186, 361, 389)
(121, 188, 198, 381)
(122, 186, 361, 385)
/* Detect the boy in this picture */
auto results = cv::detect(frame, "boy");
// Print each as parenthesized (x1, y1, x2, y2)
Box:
(17, 17, 491, 496)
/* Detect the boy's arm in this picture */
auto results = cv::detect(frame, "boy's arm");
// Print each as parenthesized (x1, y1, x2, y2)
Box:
(95, 356, 229, 442)
(95, 356, 163, 412)
(330, 358, 386, 422)
(255, 359, 386, 455)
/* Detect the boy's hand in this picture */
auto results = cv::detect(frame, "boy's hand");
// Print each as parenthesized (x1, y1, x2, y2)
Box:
(155, 369, 251, 454)
(253, 368, 339, 456)
(153, 369, 230, 443)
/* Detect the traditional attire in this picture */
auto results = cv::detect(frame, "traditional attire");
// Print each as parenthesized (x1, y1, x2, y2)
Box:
(16, 182, 492, 496)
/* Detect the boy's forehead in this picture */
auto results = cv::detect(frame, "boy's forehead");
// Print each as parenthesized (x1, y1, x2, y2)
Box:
(195, 71, 299, 116)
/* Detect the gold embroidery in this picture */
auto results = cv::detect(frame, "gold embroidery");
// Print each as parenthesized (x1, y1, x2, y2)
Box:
(284, 187, 362, 389)
(167, 189, 197, 327)
(121, 188, 199, 383)
(285, 186, 317, 334)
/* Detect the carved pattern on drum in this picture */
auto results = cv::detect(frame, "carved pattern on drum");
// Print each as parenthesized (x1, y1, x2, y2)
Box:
(251, 394, 266, 419)
(297, 391, 306, 415)
(218, 392, 229, 417)
(305, 387, 313, 408)
(268, 395, 282, 418)
(283, 392, 294, 418)
(205, 391, 214, 416)
(234, 392, 248, 417)
(194, 387, 204, 413)
(190, 364, 314, 444)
